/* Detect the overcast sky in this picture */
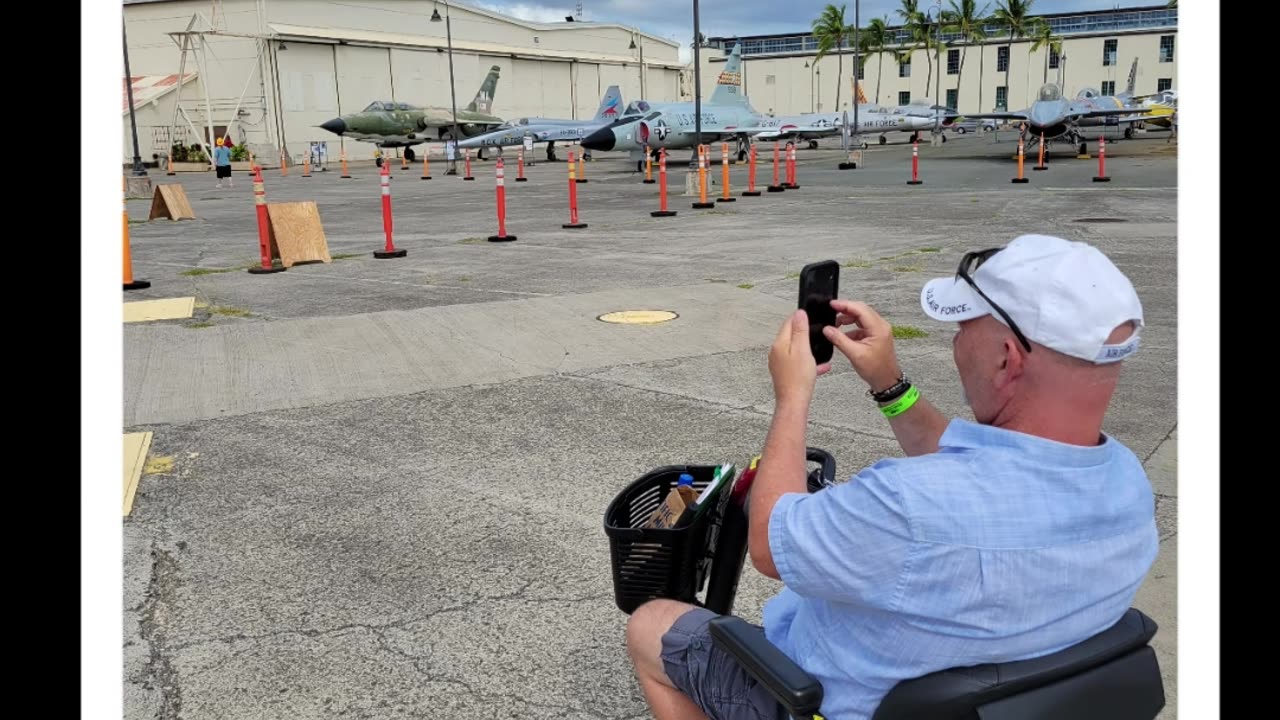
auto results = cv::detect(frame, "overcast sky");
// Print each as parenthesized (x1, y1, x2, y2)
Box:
(474, 1, 1165, 63)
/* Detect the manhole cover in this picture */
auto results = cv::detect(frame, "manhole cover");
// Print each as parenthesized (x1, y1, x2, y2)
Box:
(597, 310, 679, 325)
(1072, 218, 1129, 223)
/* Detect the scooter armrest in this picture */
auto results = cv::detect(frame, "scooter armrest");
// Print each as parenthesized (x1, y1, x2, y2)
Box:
(708, 616, 823, 717)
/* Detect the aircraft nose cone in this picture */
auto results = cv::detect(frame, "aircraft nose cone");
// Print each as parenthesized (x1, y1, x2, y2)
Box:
(319, 118, 347, 135)
(581, 127, 615, 151)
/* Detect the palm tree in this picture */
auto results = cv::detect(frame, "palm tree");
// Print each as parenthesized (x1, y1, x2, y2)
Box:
(1028, 18, 1062, 86)
(860, 17, 893, 104)
(944, 0, 990, 113)
(813, 4, 849, 110)
(993, 0, 1036, 108)
(897, 0, 930, 102)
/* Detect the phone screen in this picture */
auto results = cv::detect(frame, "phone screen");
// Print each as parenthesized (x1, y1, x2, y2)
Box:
(798, 260, 839, 364)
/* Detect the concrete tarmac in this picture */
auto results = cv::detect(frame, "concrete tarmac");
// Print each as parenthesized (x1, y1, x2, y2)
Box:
(123, 132, 1179, 718)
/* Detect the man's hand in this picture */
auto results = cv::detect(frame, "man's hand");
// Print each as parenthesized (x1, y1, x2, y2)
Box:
(823, 300, 904, 394)
(769, 310, 831, 406)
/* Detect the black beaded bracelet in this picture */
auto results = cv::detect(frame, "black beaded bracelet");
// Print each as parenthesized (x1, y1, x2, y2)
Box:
(869, 375, 911, 403)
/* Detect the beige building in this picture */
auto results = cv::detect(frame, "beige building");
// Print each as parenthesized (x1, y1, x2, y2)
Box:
(704, 4, 1177, 118)
(122, 0, 683, 165)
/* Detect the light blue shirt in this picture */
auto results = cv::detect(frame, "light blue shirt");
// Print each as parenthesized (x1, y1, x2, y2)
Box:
(213, 145, 232, 166)
(764, 418, 1159, 719)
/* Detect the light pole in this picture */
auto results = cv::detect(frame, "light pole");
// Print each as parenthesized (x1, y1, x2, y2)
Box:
(693, 0, 702, 149)
(430, 2, 460, 170)
(123, 20, 147, 176)
(852, 0, 860, 148)
(928, 1, 942, 142)
(816, 66, 822, 111)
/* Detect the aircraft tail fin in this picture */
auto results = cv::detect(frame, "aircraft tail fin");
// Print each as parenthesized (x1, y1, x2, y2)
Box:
(593, 85, 624, 121)
(708, 43, 748, 105)
(465, 65, 502, 114)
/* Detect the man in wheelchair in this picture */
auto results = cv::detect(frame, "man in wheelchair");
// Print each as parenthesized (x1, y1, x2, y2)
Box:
(624, 234, 1161, 720)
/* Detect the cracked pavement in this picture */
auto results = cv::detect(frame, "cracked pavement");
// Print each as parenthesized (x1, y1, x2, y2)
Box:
(124, 136, 1178, 718)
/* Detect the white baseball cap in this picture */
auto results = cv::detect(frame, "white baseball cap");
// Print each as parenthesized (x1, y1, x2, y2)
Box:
(919, 234, 1144, 363)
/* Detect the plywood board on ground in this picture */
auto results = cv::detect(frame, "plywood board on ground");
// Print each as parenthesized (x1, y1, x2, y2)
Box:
(123, 431, 153, 516)
(149, 184, 196, 220)
(124, 297, 195, 323)
(267, 201, 330, 267)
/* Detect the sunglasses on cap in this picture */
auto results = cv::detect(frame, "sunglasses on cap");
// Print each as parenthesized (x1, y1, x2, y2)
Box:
(956, 248, 1033, 354)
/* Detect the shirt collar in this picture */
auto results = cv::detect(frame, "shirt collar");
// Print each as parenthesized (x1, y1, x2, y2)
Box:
(938, 418, 1117, 467)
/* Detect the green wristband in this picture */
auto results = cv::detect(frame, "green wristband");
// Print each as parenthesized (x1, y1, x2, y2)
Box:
(880, 385, 920, 418)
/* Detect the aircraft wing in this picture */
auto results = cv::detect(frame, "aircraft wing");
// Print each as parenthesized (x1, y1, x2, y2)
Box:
(952, 112, 1030, 121)
(1074, 106, 1153, 119)
(734, 123, 840, 137)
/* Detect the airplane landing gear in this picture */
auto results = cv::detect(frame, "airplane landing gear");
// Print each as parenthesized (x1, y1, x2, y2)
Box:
(808, 140, 818, 149)
(879, 135, 887, 145)
(546, 143, 558, 162)
(404, 147, 416, 162)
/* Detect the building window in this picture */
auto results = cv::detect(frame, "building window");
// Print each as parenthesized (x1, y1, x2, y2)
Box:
(997, 46, 1008, 72)
(1101, 80, 1115, 95)
(947, 49, 959, 75)
(1102, 38, 1117, 66)
(995, 86, 1007, 111)
(1159, 35, 1174, 63)
(857, 62, 865, 80)
(1157, 77, 1172, 92)
(899, 90, 912, 106)
(1049, 47, 1060, 69)
(898, 54, 911, 77)
(946, 88, 958, 109)
(765, 74, 776, 85)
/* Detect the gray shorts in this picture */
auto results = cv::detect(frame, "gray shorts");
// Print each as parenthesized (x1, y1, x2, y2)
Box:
(660, 607, 789, 720)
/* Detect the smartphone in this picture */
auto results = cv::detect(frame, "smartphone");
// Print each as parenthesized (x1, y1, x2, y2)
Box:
(797, 260, 839, 364)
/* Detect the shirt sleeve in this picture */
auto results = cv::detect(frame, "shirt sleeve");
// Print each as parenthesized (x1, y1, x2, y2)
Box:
(767, 462, 914, 608)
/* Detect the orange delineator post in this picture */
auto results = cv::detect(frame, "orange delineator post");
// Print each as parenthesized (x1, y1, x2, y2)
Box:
(247, 165, 286, 274)
(421, 150, 432, 180)
(515, 148, 528, 182)
(742, 143, 761, 196)
(717, 142, 736, 203)
(907, 140, 923, 185)
(487, 157, 516, 242)
(1093, 136, 1111, 182)
(374, 160, 407, 258)
(768, 142, 785, 192)
(784, 142, 799, 189)
(643, 146, 655, 184)
(1012, 137, 1029, 183)
(302, 151, 311, 178)
(463, 149, 475, 180)
(650, 148, 677, 217)
(123, 177, 150, 290)
(693, 144, 714, 209)
(563, 150, 587, 229)
(280, 150, 288, 177)
(166, 151, 175, 176)
(1033, 131, 1047, 170)
(400, 152, 408, 171)
(576, 149, 587, 183)
(245, 150, 255, 176)
(340, 149, 351, 178)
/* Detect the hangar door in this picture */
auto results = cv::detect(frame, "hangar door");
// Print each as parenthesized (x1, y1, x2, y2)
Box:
(274, 41, 341, 156)
(332, 45, 395, 156)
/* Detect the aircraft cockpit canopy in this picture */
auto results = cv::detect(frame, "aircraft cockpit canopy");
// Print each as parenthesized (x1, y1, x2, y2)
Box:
(1037, 84, 1063, 102)
(363, 101, 415, 111)
(624, 100, 652, 115)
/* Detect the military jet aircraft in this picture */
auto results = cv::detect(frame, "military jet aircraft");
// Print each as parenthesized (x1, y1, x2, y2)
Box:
(456, 86, 631, 161)
(317, 66, 504, 162)
(582, 44, 940, 168)
(962, 57, 1151, 155)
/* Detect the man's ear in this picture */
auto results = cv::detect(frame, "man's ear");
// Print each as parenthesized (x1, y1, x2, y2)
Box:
(995, 337, 1025, 388)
